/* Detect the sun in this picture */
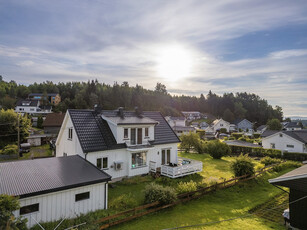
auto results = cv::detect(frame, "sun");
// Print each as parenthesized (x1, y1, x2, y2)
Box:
(156, 45, 193, 82)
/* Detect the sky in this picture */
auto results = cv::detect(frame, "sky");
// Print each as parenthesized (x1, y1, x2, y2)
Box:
(0, 0, 307, 117)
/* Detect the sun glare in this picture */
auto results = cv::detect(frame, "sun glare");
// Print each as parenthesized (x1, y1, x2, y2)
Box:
(156, 45, 193, 82)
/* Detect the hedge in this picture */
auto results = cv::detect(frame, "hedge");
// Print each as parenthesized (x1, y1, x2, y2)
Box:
(283, 152, 307, 162)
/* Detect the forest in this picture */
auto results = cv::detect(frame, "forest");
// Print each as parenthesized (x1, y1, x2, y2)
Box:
(0, 76, 283, 126)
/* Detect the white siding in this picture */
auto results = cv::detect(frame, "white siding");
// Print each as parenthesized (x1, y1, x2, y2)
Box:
(213, 119, 230, 132)
(262, 132, 306, 153)
(13, 183, 107, 228)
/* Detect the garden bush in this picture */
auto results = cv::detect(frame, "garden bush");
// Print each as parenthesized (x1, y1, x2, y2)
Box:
(283, 152, 307, 161)
(144, 183, 177, 205)
(272, 161, 302, 172)
(231, 133, 243, 139)
(260, 157, 282, 166)
(220, 128, 227, 134)
(231, 154, 255, 177)
(205, 140, 231, 159)
(253, 133, 261, 138)
(1, 144, 18, 155)
(176, 180, 197, 194)
(109, 193, 137, 210)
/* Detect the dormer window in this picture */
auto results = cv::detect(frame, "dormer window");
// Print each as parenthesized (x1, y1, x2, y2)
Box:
(124, 128, 128, 139)
(68, 127, 73, 140)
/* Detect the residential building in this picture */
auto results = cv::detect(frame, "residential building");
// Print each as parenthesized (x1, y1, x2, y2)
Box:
(165, 116, 186, 127)
(269, 164, 307, 229)
(205, 118, 231, 133)
(29, 93, 61, 105)
(15, 99, 52, 114)
(233, 118, 253, 131)
(173, 126, 196, 136)
(262, 130, 307, 153)
(56, 107, 202, 180)
(200, 121, 209, 130)
(283, 122, 302, 131)
(43, 113, 66, 134)
(257, 125, 267, 134)
(0, 156, 110, 228)
(181, 111, 202, 121)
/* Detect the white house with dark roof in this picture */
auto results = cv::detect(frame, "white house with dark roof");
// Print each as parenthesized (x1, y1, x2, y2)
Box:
(15, 99, 52, 114)
(233, 118, 253, 131)
(165, 116, 186, 127)
(0, 156, 111, 228)
(56, 107, 202, 179)
(283, 122, 302, 131)
(262, 130, 307, 153)
(205, 118, 231, 133)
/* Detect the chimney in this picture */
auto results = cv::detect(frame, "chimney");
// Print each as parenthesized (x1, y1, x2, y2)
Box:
(94, 104, 102, 114)
(118, 107, 124, 119)
(135, 106, 143, 118)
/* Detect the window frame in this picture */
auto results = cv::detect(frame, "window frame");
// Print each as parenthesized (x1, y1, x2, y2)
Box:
(97, 158, 102, 169)
(124, 128, 129, 139)
(20, 203, 39, 215)
(68, 127, 73, 140)
(145, 127, 149, 137)
(286, 144, 294, 148)
(75, 192, 90, 202)
(131, 152, 147, 169)
(270, 143, 276, 149)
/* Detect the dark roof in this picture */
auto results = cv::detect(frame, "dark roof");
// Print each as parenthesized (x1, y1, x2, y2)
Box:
(143, 111, 180, 145)
(233, 118, 252, 125)
(224, 140, 261, 148)
(0, 155, 111, 198)
(43, 113, 66, 127)
(102, 111, 158, 125)
(284, 122, 301, 129)
(16, 99, 39, 107)
(257, 125, 267, 131)
(69, 110, 125, 153)
(261, 129, 307, 143)
(29, 93, 58, 97)
(173, 126, 195, 131)
(169, 116, 185, 121)
(261, 130, 278, 138)
(269, 164, 307, 192)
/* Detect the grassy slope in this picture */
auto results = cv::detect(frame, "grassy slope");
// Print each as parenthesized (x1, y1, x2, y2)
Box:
(111, 170, 289, 230)
(20, 144, 52, 159)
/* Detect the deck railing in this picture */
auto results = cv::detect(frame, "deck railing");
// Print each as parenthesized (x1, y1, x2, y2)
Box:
(161, 158, 202, 178)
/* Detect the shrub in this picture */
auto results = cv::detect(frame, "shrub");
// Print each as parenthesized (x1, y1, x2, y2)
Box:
(144, 183, 177, 205)
(231, 154, 255, 177)
(180, 132, 200, 152)
(260, 157, 282, 166)
(176, 180, 197, 194)
(253, 133, 260, 138)
(231, 133, 243, 139)
(205, 140, 231, 159)
(283, 152, 307, 161)
(1, 144, 18, 155)
(109, 193, 137, 211)
(272, 161, 302, 172)
(220, 128, 227, 134)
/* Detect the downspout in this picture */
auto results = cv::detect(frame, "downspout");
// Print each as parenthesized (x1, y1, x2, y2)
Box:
(105, 182, 108, 209)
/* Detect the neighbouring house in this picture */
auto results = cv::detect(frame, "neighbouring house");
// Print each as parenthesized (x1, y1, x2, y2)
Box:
(283, 122, 302, 131)
(205, 118, 231, 133)
(173, 126, 196, 136)
(15, 99, 52, 115)
(257, 125, 267, 134)
(224, 140, 261, 148)
(269, 164, 307, 229)
(165, 116, 186, 127)
(233, 118, 253, 131)
(0, 156, 111, 228)
(28, 93, 61, 105)
(200, 121, 209, 130)
(43, 113, 66, 134)
(190, 121, 199, 128)
(181, 111, 202, 121)
(229, 124, 237, 132)
(56, 107, 202, 180)
(262, 130, 307, 153)
(26, 134, 54, 146)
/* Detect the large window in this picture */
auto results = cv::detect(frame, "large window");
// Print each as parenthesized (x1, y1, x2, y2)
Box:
(20, 203, 39, 215)
(75, 192, 90, 202)
(270, 143, 275, 149)
(131, 152, 147, 168)
(68, 128, 73, 140)
(97, 157, 108, 169)
(131, 128, 136, 145)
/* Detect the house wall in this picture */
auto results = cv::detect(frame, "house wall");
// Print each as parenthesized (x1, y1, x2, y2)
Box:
(15, 106, 39, 113)
(237, 120, 253, 131)
(44, 126, 61, 134)
(86, 143, 178, 179)
(13, 182, 107, 228)
(56, 113, 84, 158)
(27, 137, 41, 146)
(289, 189, 307, 229)
(213, 120, 230, 132)
(262, 132, 306, 153)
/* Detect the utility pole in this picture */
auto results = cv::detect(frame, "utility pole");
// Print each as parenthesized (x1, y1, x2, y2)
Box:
(17, 113, 20, 158)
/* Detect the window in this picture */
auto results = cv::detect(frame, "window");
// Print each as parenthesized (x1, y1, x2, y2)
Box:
(220, 124, 224, 127)
(30, 108, 34, 111)
(124, 128, 128, 139)
(68, 128, 73, 140)
(63, 152, 67, 157)
(137, 128, 142, 144)
(97, 158, 102, 169)
(97, 157, 108, 169)
(279, 134, 283, 137)
(75, 192, 90, 202)
(131, 128, 136, 145)
(145, 127, 149, 137)
(131, 152, 146, 168)
(270, 143, 275, 149)
(286, 145, 294, 148)
(20, 203, 39, 215)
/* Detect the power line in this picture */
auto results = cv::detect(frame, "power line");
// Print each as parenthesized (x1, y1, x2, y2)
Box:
(163, 194, 307, 229)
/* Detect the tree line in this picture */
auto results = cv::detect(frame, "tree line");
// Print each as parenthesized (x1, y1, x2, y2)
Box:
(0, 76, 283, 126)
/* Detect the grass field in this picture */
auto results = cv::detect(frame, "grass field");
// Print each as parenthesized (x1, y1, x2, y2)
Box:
(20, 144, 53, 159)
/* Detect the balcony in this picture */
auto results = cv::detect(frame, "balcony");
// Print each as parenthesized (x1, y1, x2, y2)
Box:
(150, 157, 203, 178)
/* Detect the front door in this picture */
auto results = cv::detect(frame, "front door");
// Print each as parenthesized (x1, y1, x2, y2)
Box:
(161, 149, 170, 165)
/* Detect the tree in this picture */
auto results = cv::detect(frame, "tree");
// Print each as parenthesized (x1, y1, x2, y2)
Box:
(284, 117, 291, 122)
(234, 102, 246, 119)
(222, 108, 234, 122)
(0, 194, 27, 229)
(231, 154, 255, 177)
(155, 82, 167, 94)
(267, 118, 282, 130)
(205, 140, 231, 159)
(180, 132, 200, 152)
(37, 115, 43, 128)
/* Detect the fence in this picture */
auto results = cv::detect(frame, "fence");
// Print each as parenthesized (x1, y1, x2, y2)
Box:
(96, 164, 277, 229)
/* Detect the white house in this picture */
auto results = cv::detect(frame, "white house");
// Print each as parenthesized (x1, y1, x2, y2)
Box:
(0, 156, 110, 228)
(15, 99, 52, 114)
(181, 111, 202, 121)
(56, 107, 202, 180)
(233, 118, 253, 131)
(262, 130, 307, 153)
(257, 125, 267, 134)
(205, 118, 231, 133)
(283, 122, 302, 131)
(165, 116, 186, 127)
(173, 126, 196, 136)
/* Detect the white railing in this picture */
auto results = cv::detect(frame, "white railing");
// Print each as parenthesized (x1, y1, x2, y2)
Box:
(161, 158, 203, 178)
(149, 161, 157, 173)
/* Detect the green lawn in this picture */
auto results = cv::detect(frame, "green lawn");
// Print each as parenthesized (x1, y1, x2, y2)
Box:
(110, 170, 290, 230)
(20, 144, 53, 159)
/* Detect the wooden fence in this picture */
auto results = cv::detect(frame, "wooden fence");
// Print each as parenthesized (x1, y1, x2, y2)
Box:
(96, 164, 278, 229)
